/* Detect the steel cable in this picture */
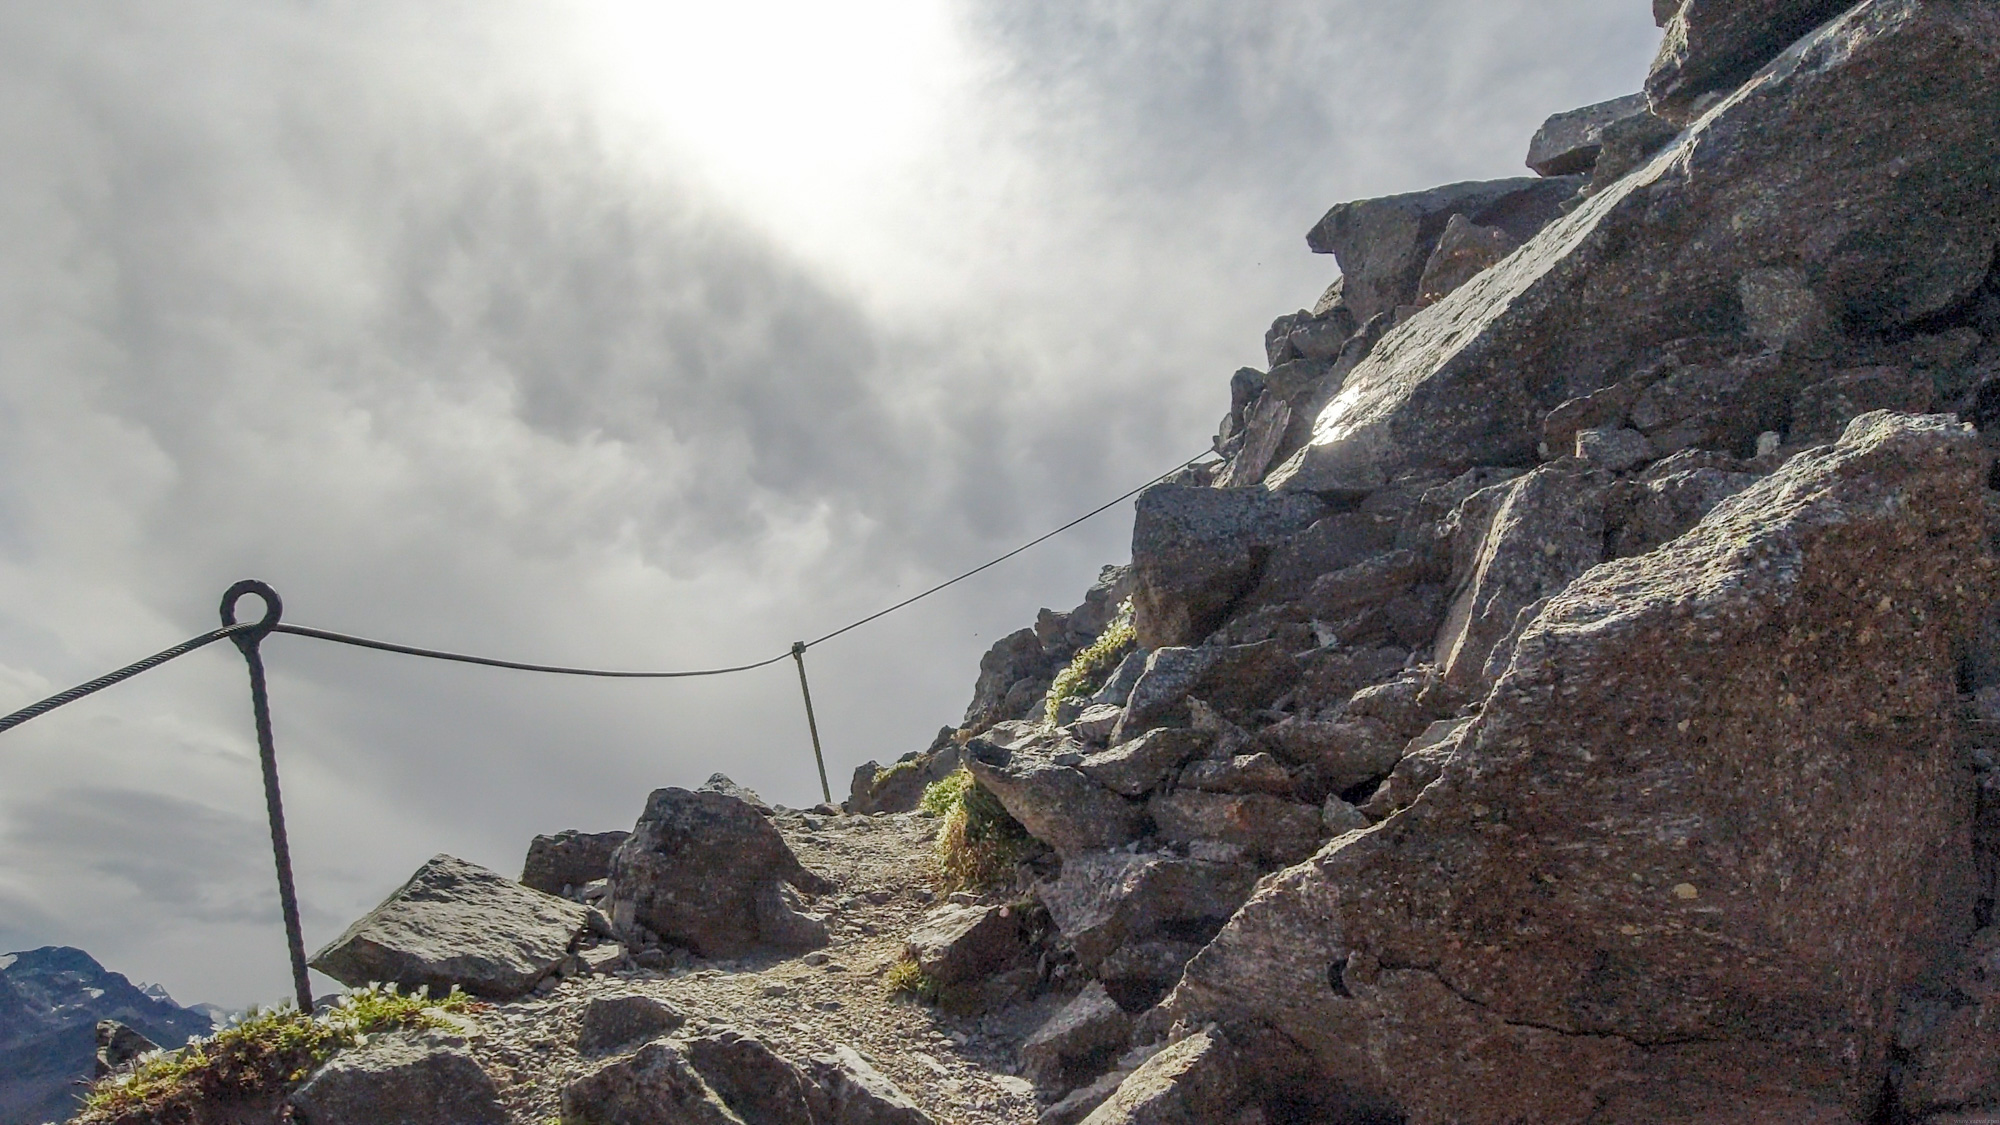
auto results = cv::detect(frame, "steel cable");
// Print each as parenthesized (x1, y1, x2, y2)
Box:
(0, 448, 1213, 730)
(0, 623, 257, 734)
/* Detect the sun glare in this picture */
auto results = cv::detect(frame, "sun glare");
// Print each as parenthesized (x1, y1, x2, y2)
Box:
(584, 0, 963, 205)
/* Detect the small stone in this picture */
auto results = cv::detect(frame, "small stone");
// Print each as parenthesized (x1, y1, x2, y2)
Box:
(578, 994, 685, 1055)
(1323, 797, 1371, 835)
(580, 944, 629, 975)
(1574, 427, 1653, 472)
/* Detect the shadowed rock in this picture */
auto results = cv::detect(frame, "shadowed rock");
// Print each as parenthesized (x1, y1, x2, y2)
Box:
(1129, 486, 1324, 649)
(1648, 0, 1854, 123)
(682, 1028, 822, 1125)
(605, 789, 835, 959)
(522, 830, 630, 897)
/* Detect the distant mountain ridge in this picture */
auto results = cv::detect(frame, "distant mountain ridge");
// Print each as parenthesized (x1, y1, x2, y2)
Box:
(0, 948, 215, 1125)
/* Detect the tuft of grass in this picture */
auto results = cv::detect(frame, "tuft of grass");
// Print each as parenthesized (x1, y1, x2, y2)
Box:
(1044, 601, 1136, 727)
(883, 957, 940, 1004)
(76, 984, 479, 1123)
(919, 769, 971, 817)
(923, 768, 1034, 893)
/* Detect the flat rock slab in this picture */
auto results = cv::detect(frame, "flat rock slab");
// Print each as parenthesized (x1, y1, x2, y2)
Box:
(1526, 93, 1652, 176)
(1270, 1, 2000, 495)
(1173, 413, 1997, 1123)
(310, 854, 591, 1001)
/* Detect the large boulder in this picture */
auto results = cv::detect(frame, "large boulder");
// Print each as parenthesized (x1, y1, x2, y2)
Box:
(1114, 642, 1300, 738)
(604, 789, 835, 959)
(1306, 178, 1584, 326)
(310, 855, 593, 1000)
(1168, 413, 1996, 1122)
(288, 1034, 507, 1125)
(522, 830, 630, 896)
(1268, 1, 2000, 494)
(1647, 0, 1855, 123)
(1128, 485, 1325, 649)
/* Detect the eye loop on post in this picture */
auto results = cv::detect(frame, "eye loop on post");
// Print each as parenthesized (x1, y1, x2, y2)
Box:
(221, 579, 284, 648)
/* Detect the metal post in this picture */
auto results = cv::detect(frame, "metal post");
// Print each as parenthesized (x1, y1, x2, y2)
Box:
(221, 581, 314, 1014)
(790, 641, 832, 805)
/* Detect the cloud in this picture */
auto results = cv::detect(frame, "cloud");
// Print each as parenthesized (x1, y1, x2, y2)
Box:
(0, 0, 1657, 1006)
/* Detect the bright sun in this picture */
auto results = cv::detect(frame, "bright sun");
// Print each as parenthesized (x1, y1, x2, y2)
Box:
(583, 0, 965, 206)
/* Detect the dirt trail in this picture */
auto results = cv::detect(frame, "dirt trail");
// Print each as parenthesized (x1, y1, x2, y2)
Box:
(471, 808, 1054, 1125)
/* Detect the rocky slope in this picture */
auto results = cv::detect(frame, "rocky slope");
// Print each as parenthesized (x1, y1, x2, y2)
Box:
(75, 2, 2000, 1122)
(1, 948, 214, 1125)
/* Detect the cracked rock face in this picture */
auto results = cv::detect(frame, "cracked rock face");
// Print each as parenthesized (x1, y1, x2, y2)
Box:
(1268, 0, 2000, 495)
(1167, 413, 1995, 1124)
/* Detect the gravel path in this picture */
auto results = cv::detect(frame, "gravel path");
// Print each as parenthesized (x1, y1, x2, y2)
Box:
(466, 808, 1055, 1125)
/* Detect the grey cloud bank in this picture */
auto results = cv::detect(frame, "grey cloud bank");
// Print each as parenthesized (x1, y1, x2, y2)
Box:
(0, 1, 1655, 1006)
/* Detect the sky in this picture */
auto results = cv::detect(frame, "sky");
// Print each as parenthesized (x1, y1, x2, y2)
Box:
(0, 1, 1661, 1009)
